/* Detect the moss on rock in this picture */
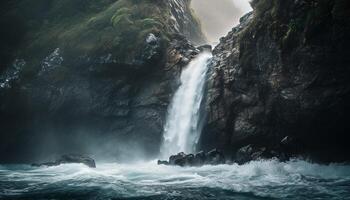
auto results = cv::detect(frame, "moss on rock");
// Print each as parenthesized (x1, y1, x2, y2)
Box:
(1, 0, 202, 79)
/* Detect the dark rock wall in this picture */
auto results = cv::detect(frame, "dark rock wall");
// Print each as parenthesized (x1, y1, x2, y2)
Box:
(0, 0, 204, 163)
(169, 0, 207, 45)
(201, 0, 350, 162)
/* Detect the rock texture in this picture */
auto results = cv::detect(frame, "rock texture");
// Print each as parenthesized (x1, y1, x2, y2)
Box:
(201, 0, 350, 163)
(169, 0, 207, 45)
(158, 149, 225, 167)
(0, 0, 205, 163)
(32, 154, 96, 168)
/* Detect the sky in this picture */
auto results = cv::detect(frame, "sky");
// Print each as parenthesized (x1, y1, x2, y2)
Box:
(191, 0, 252, 44)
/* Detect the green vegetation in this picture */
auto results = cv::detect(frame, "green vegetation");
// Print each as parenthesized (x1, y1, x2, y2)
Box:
(2, 0, 180, 77)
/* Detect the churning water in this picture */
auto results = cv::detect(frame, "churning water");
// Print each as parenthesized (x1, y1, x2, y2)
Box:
(160, 52, 212, 158)
(2, 54, 349, 200)
(1, 160, 350, 200)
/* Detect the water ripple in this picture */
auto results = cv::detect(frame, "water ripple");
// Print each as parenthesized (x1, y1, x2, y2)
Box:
(0, 160, 350, 200)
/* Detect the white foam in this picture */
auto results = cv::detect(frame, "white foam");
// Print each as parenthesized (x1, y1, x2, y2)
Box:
(1, 160, 350, 198)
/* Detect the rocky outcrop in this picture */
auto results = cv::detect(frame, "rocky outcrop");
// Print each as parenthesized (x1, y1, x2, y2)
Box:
(32, 154, 96, 168)
(200, 0, 350, 163)
(169, 0, 207, 45)
(0, 0, 204, 163)
(158, 149, 225, 167)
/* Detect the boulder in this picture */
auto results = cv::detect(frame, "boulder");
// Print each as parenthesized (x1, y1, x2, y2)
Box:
(235, 145, 276, 164)
(32, 154, 96, 168)
(169, 152, 187, 166)
(157, 160, 169, 165)
(160, 149, 226, 167)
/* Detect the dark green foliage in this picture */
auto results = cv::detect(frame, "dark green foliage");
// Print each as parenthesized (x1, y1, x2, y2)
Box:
(1, 0, 176, 79)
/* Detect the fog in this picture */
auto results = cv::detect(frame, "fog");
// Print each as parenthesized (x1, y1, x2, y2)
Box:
(191, 0, 252, 44)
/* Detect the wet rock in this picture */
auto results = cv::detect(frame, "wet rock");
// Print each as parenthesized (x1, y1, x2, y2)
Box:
(169, 152, 187, 166)
(235, 145, 274, 165)
(235, 145, 254, 165)
(0, 59, 25, 89)
(161, 149, 225, 167)
(205, 149, 225, 165)
(184, 154, 195, 166)
(193, 151, 206, 166)
(32, 154, 96, 168)
(279, 136, 304, 160)
(157, 160, 169, 165)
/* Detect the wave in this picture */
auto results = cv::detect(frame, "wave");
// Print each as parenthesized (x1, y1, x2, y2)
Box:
(1, 159, 350, 199)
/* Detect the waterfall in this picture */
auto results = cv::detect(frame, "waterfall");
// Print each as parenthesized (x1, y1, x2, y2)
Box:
(160, 52, 212, 158)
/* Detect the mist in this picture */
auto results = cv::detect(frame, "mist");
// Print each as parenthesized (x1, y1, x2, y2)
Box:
(191, 0, 252, 44)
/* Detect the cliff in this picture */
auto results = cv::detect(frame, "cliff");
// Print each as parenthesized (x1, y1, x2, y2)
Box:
(0, 0, 205, 162)
(201, 0, 350, 163)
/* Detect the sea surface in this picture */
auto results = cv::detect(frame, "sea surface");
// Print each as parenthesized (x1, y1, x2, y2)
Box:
(1, 159, 350, 200)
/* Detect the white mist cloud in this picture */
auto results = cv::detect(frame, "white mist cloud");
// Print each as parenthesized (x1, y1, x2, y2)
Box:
(191, 0, 252, 44)
(233, 0, 252, 13)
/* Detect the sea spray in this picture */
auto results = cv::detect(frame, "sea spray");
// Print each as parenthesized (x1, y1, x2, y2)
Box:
(1, 160, 350, 199)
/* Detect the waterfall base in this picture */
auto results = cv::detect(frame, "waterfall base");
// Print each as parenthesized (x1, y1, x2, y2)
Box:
(158, 149, 225, 167)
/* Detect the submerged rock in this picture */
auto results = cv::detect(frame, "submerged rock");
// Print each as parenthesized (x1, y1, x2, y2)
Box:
(32, 154, 96, 168)
(157, 160, 169, 165)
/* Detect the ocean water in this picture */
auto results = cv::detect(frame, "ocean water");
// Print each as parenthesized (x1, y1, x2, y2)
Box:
(1, 159, 350, 200)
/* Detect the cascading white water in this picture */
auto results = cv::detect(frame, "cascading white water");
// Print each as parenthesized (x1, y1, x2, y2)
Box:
(160, 52, 212, 158)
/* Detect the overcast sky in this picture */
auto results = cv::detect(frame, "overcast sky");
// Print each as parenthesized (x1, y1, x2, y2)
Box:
(191, 0, 252, 44)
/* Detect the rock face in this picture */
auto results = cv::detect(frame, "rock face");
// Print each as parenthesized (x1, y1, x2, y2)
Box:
(0, 0, 205, 163)
(32, 154, 96, 168)
(158, 149, 225, 167)
(169, 0, 207, 45)
(201, 0, 350, 163)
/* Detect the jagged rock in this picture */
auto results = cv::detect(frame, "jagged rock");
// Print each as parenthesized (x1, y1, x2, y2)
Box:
(168, 0, 207, 45)
(278, 136, 305, 160)
(31, 154, 96, 168)
(193, 151, 206, 166)
(184, 154, 195, 166)
(169, 152, 187, 166)
(234, 145, 277, 165)
(200, 0, 350, 163)
(235, 145, 254, 165)
(205, 149, 225, 165)
(233, 138, 306, 164)
(160, 149, 225, 167)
